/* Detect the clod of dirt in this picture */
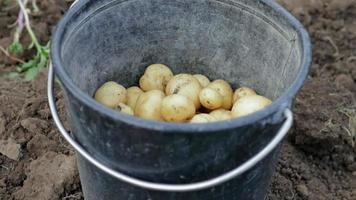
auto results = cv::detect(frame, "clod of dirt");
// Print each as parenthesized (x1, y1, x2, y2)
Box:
(13, 152, 77, 200)
(347, 163, 356, 172)
(26, 134, 58, 158)
(327, 0, 356, 11)
(296, 184, 309, 198)
(0, 139, 21, 161)
(32, 68, 49, 94)
(335, 74, 356, 93)
(20, 117, 50, 135)
(306, 178, 329, 200)
(292, 77, 356, 168)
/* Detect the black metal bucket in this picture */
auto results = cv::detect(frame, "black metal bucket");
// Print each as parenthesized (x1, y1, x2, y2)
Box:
(48, 0, 311, 199)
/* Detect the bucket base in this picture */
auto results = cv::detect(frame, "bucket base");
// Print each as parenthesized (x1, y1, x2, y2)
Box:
(77, 146, 280, 200)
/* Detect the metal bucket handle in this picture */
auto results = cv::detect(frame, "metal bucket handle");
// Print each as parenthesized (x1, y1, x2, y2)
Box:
(48, 63, 293, 192)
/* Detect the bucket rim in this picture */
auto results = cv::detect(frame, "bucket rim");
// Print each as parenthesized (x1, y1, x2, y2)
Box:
(51, 0, 311, 132)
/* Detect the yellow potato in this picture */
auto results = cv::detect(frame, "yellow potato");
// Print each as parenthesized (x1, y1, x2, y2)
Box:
(231, 95, 272, 118)
(115, 103, 134, 115)
(207, 80, 233, 110)
(210, 109, 232, 121)
(199, 87, 223, 110)
(193, 74, 210, 87)
(134, 90, 165, 121)
(233, 87, 257, 103)
(139, 64, 173, 92)
(94, 81, 127, 108)
(165, 74, 202, 109)
(126, 86, 144, 110)
(190, 114, 216, 123)
(161, 94, 196, 122)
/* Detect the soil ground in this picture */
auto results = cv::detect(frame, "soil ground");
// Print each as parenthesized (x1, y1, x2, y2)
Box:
(0, 0, 355, 199)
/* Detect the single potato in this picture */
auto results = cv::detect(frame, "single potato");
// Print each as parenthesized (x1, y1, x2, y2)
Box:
(233, 87, 257, 103)
(231, 95, 272, 118)
(126, 86, 144, 110)
(165, 74, 202, 109)
(207, 80, 233, 110)
(161, 94, 196, 122)
(199, 87, 223, 110)
(210, 109, 232, 121)
(190, 114, 216, 123)
(94, 81, 127, 108)
(193, 74, 210, 87)
(134, 90, 165, 121)
(116, 103, 134, 115)
(139, 64, 173, 92)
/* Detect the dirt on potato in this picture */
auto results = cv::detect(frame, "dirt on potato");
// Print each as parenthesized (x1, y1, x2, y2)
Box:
(0, 0, 356, 199)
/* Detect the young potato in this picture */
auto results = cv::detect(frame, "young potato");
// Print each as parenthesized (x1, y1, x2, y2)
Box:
(94, 81, 127, 108)
(139, 64, 173, 92)
(210, 109, 232, 121)
(190, 114, 216, 123)
(134, 90, 165, 121)
(231, 95, 272, 118)
(115, 103, 134, 116)
(233, 87, 257, 103)
(193, 74, 210, 87)
(126, 86, 144, 110)
(161, 94, 195, 122)
(207, 80, 233, 110)
(165, 74, 202, 109)
(199, 87, 223, 110)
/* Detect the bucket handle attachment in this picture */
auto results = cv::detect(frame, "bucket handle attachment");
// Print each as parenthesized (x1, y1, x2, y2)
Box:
(48, 63, 293, 192)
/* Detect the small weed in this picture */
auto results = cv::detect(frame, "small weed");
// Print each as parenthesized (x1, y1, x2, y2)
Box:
(7, 0, 50, 81)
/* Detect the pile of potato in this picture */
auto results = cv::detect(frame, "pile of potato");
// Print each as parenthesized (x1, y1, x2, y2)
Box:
(94, 64, 272, 123)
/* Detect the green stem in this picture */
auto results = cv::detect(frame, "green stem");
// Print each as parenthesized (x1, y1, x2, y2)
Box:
(13, 26, 23, 43)
(17, 0, 42, 53)
(13, 0, 28, 44)
(32, 0, 40, 13)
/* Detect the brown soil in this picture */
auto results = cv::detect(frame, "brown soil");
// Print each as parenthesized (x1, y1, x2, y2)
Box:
(0, 0, 355, 199)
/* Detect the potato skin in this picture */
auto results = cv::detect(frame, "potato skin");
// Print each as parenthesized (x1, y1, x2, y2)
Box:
(165, 74, 202, 109)
(207, 80, 233, 110)
(134, 90, 165, 121)
(190, 114, 216, 123)
(161, 94, 196, 122)
(126, 86, 144, 110)
(233, 87, 257, 103)
(199, 88, 223, 110)
(94, 81, 127, 108)
(231, 95, 272, 118)
(193, 74, 210, 87)
(116, 103, 134, 115)
(139, 64, 173, 92)
(210, 109, 232, 121)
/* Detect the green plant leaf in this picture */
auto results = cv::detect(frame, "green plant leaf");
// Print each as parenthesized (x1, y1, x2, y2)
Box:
(38, 57, 47, 69)
(28, 42, 34, 49)
(18, 59, 36, 72)
(24, 67, 39, 81)
(8, 42, 24, 54)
